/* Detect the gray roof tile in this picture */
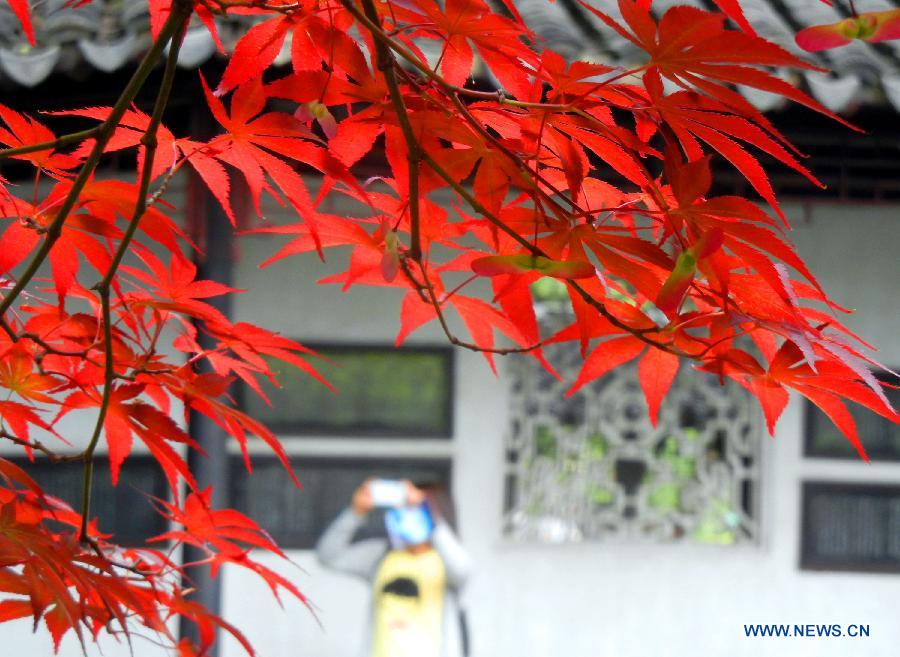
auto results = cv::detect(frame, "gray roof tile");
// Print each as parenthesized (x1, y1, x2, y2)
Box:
(1, 0, 899, 112)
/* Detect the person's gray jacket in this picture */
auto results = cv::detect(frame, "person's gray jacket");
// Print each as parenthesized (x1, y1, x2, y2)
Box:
(315, 507, 472, 657)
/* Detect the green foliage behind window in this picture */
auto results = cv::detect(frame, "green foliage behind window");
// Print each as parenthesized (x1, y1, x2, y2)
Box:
(242, 345, 453, 437)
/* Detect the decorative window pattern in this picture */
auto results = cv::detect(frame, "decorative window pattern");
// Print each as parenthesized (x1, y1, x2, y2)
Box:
(503, 339, 761, 545)
(240, 344, 454, 438)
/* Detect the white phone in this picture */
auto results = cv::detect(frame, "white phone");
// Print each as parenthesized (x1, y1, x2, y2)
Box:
(369, 479, 407, 507)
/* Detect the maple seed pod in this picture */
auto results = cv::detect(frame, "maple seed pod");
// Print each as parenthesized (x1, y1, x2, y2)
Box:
(381, 231, 401, 282)
(655, 227, 722, 315)
(796, 8, 900, 51)
(294, 101, 337, 139)
(656, 250, 697, 315)
(471, 254, 595, 280)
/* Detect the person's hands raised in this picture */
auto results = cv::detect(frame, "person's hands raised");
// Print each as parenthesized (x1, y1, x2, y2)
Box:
(404, 480, 426, 506)
(351, 479, 375, 516)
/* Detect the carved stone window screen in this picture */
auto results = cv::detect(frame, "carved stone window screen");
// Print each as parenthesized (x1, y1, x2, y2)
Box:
(504, 337, 762, 545)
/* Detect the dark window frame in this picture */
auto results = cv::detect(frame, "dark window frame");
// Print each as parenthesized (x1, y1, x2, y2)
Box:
(228, 455, 453, 549)
(6, 455, 170, 547)
(237, 342, 456, 439)
(800, 480, 900, 574)
(803, 368, 900, 462)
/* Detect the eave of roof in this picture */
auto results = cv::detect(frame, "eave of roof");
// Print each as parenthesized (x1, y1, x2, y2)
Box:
(2, 0, 900, 114)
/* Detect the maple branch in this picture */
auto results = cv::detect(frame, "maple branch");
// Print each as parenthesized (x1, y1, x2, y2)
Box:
(420, 151, 679, 352)
(105, 24, 186, 287)
(2, 315, 106, 374)
(448, 86, 572, 110)
(147, 157, 180, 206)
(392, 64, 584, 223)
(0, 430, 82, 463)
(340, 0, 459, 87)
(452, 81, 653, 214)
(27, 335, 97, 359)
(79, 289, 112, 543)
(407, 161, 422, 260)
(354, 0, 543, 356)
(346, 0, 588, 221)
(422, 154, 671, 346)
(0, 4, 191, 321)
(78, 7, 190, 544)
(0, 127, 102, 161)
(265, 3, 677, 361)
(422, 151, 543, 255)
(0, 316, 15, 340)
(341, 0, 576, 115)
(577, 66, 649, 96)
(201, 0, 305, 12)
(358, 0, 423, 261)
(341, 0, 627, 132)
(83, 536, 171, 579)
(440, 274, 478, 304)
(397, 257, 431, 304)
(443, 90, 586, 217)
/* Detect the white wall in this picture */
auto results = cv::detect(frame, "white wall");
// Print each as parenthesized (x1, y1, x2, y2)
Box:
(6, 201, 899, 657)
(217, 201, 900, 657)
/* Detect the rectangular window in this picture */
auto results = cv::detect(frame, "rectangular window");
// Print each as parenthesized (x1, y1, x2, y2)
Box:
(229, 457, 451, 549)
(240, 344, 454, 438)
(800, 481, 900, 574)
(804, 371, 900, 461)
(10, 457, 169, 547)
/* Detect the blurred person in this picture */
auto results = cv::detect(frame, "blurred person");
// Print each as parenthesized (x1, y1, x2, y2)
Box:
(316, 479, 472, 657)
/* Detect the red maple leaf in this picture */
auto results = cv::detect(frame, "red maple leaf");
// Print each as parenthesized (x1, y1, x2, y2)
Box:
(216, 7, 358, 94)
(581, 0, 855, 130)
(199, 75, 367, 243)
(407, 0, 538, 99)
(0, 105, 80, 175)
(121, 250, 237, 324)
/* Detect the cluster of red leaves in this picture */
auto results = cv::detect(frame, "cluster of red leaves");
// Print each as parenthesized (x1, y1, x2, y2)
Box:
(0, 58, 320, 652)
(0, 459, 300, 654)
(244, 0, 897, 449)
(0, 215, 313, 652)
(1, 0, 898, 655)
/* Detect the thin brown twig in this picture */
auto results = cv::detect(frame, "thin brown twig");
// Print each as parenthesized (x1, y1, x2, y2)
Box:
(400, 255, 543, 355)
(440, 274, 478, 305)
(0, 430, 82, 463)
(358, 0, 423, 261)
(350, 4, 594, 222)
(347, 0, 661, 237)
(356, 0, 538, 354)
(421, 151, 678, 350)
(0, 127, 101, 161)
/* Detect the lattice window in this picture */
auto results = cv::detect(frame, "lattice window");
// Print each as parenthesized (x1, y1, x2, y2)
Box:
(504, 338, 762, 545)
